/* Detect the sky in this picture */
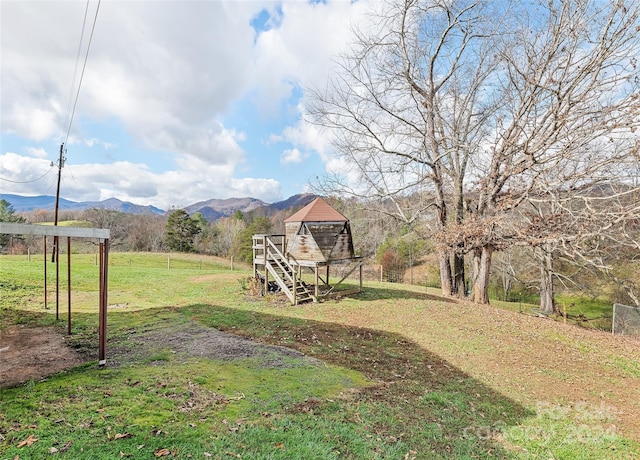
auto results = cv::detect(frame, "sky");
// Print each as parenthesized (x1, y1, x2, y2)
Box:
(0, 0, 372, 210)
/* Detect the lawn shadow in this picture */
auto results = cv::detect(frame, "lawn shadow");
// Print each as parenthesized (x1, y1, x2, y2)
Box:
(3, 304, 533, 457)
(335, 283, 459, 304)
(182, 303, 533, 457)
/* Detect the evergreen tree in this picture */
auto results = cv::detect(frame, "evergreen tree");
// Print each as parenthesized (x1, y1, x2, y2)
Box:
(0, 199, 26, 249)
(165, 209, 201, 252)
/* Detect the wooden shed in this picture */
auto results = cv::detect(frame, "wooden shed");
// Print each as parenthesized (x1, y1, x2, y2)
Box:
(284, 197, 355, 264)
(252, 198, 362, 305)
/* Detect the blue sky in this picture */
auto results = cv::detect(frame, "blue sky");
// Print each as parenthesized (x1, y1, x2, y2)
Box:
(0, 1, 370, 210)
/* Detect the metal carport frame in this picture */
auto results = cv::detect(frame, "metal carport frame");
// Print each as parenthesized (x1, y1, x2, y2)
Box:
(0, 222, 110, 365)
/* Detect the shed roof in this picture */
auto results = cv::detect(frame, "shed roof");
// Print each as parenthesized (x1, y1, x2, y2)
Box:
(283, 197, 348, 223)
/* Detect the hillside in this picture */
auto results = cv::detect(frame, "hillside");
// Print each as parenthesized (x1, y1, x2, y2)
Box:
(184, 197, 267, 221)
(2, 194, 164, 215)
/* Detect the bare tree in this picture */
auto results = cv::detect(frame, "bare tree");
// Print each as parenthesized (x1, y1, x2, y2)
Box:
(522, 179, 640, 312)
(309, 0, 502, 297)
(310, 0, 640, 304)
(212, 215, 246, 257)
(127, 214, 167, 252)
(82, 208, 129, 248)
(465, 0, 640, 304)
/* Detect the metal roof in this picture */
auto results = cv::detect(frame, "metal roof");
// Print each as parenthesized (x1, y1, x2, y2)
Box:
(283, 197, 348, 223)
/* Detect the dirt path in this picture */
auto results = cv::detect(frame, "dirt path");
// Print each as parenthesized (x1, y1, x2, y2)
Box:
(0, 326, 85, 388)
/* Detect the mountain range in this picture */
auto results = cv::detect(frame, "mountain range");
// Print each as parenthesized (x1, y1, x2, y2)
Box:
(1, 193, 318, 222)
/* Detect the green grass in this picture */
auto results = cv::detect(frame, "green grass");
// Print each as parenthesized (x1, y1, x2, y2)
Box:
(38, 220, 93, 227)
(491, 293, 614, 331)
(1, 253, 639, 459)
(0, 358, 368, 459)
(0, 252, 234, 312)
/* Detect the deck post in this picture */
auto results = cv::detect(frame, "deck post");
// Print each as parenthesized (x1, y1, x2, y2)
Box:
(293, 270, 297, 305)
(264, 261, 269, 296)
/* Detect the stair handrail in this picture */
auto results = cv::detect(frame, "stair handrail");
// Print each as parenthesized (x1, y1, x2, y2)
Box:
(265, 238, 295, 284)
(262, 234, 313, 305)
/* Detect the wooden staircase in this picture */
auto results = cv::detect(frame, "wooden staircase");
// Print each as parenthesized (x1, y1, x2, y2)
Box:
(254, 235, 313, 305)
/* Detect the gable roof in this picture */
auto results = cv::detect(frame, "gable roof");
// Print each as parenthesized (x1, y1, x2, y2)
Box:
(283, 197, 348, 223)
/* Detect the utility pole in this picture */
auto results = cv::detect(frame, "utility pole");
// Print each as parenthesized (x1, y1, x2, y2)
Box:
(52, 143, 65, 262)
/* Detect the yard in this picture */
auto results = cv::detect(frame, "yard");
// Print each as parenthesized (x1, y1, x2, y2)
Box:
(1, 252, 639, 459)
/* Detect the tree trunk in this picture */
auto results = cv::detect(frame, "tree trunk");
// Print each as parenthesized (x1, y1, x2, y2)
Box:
(452, 182, 465, 296)
(438, 249, 453, 296)
(453, 249, 465, 296)
(539, 247, 555, 315)
(471, 245, 492, 304)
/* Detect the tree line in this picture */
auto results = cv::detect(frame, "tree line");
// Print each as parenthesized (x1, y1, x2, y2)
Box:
(2, 191, 639, 310)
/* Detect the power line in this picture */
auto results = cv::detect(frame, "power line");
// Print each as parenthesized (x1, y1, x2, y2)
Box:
(62, 0, 91, 144)
(63, 0, 101, 148)
(0, 166, 55, 184)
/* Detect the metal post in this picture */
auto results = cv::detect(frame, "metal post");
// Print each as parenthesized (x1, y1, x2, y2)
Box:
(315, 265, 319, 299)
(98, 239, 109, 366)
(67, 237, 72, 335)
(43, 236, 47, 310)
(359, 262, 363, 292)
(56, 238, 59, 320)
(99, 241, 104, 362)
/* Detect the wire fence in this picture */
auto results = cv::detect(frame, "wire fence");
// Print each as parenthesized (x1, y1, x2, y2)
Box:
(612, 303, 640, 337)
(331, 263, 441, 289)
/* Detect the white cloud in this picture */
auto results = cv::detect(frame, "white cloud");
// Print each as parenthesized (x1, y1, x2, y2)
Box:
(1, 2, 261, 152)
(0, 152, 281, 210)
(1, 1, 374, 207)
(279, 116, 333, 159)
(0, 153, 57, 196)
(230, 178, 281, 202)
(280, 148, 306, 164)
(25, 147, 49, 159)
(253, 1, 370, 114)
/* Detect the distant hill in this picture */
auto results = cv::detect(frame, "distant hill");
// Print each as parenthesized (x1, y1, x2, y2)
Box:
(184, 197, 266, 221)
(261, 193, 318, 212)
(184, 193, 319, 221)
(1, 194, 164, 215)
(3, 193, 320, 221)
